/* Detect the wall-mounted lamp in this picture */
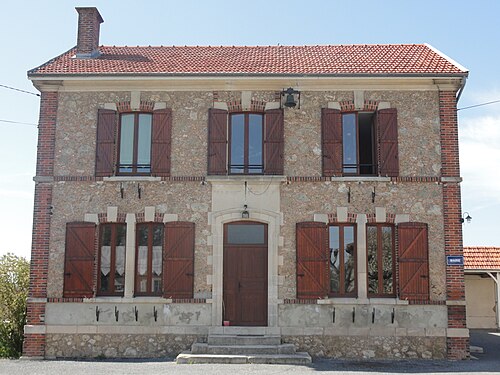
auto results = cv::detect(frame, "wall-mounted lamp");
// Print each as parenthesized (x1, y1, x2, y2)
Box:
(242, 204, 249, 219)
(461, 212, 472, 224)
(282, 87, 300, 108)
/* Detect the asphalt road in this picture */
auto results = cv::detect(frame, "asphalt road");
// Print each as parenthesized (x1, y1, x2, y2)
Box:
(0, 330, 498, 375)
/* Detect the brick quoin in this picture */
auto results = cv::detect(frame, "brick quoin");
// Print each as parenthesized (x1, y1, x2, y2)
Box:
(440, 90, 468, 360)
(23, 91, 58, 358)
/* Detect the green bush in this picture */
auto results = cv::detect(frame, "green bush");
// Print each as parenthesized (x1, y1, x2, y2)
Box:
(0, 253, 29, 358)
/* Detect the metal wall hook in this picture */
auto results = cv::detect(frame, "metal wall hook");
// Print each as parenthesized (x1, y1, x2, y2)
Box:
(372, 187, 376, 203)
(153, 306, 158, 322)
(391, 308, 395, 324)
(137, 183, 142, 199)
(134, 306, 138, 321)
(372, 308, 376, 324)
(348, 187, 351, 203)
(332, 307, 336, 323)
(114, 306, 119, 322)
(352, 307, 356, 323)
(95, 306, 100, 322)
(120, 182, 124, 199)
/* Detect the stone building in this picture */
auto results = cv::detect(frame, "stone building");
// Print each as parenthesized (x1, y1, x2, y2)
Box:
(23, 7, 470, 361)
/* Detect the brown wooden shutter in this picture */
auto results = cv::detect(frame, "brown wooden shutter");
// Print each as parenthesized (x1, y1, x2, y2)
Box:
(296, 222, 329, 299)
(377, 108, 399, 177)
(163, 222, 195, 299)
(151, 108, 172, 176)
(95, 109, 117, 177)
(208, 108, 228, 175)
(63, 222, 96, 298)
(321, 108, 343, 176)
(264, 108, 284, 175)
(398, 222, 429, 301)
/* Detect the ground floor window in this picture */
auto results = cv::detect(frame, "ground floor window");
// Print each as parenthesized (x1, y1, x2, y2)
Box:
(98, 223, 126, 296)
(329, 224, 356, 296)
(366, 224, 395, 297)
(135, 223, 164, 295)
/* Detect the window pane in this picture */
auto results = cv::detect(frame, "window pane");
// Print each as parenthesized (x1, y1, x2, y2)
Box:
(248, 114, 263, 173)
(137, 114, 152, 173)
(99, 225, 112, 292)
(382, 226, 393, 294)
(329, 226, 340, 293)
(119, 114, 135, 173)
(230, 114, 245, 173)
(342, 113, 357, 174)
(358, 113, 374, 175)
(137, 225, 149, 293)
(367, 226, 378, 294)
(152, 224, 163, 291)
(344, 226, 355, 293)
(115, 224, 126, 292)
(227, 224, 265, 244)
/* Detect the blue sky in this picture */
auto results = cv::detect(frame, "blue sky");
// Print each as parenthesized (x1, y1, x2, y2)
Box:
(1, 0, 499, 259)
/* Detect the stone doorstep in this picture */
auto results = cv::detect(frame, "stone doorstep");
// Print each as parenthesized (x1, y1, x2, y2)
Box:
(208, 334, 282, 346)
(191, 342, 296, 355)
(176, 352, 312, 365)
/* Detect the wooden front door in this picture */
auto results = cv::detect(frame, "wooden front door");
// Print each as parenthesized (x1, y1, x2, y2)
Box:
(223, 221, 268, 326)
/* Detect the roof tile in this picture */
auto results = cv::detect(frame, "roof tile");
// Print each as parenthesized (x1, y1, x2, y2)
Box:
(464, 247, 500, 270)
(29, 44, 467, 76)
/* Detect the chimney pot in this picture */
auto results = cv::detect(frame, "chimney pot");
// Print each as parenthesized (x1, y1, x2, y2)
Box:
(75, 7, 104, 58)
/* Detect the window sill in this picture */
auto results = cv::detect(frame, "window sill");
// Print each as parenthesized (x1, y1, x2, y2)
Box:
(84, 296, 204, 303)
(316, 298, 409, 305)
(206, 175, 286, 184)
(103, 176, 161, 182)
(330, 176, 391, 182)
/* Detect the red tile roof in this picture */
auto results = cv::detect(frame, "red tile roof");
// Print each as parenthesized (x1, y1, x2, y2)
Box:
(464, 247, 500, 271)
(29, 44, 467, 77)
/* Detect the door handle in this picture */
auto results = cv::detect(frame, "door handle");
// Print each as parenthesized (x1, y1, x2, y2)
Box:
(238, 281, 241, 291)
(297, 273, 305, 277)
(64, 272, 71, 277)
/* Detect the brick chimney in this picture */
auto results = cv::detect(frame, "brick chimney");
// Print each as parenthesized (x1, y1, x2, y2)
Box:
(75, 7, 104, 58)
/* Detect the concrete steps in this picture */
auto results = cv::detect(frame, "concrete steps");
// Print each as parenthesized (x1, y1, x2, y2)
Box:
(176, 334, 312, 365)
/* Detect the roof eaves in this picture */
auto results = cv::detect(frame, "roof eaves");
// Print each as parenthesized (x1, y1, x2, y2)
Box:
(27, 47, 77, 76)
(424, 43, 469, 74)
(27, 71, 469, 79)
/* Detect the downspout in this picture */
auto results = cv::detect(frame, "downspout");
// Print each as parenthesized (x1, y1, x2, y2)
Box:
(456, 75, 467, 102)
(486, 272, 500, 329)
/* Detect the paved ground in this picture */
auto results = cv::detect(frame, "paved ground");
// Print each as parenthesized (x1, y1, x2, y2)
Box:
(1, 330, 498, 375)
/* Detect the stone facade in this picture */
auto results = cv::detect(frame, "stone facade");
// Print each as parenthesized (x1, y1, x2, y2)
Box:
(24, 8, 468, 359)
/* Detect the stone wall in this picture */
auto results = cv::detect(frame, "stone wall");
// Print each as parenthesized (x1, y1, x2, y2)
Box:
(283, 335, 446, 359)
(45, 333, 202, 358)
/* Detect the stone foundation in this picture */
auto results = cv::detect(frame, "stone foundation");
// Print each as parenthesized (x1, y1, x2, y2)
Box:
(45, 333, 204, 359)
(283, 335, 446, 359)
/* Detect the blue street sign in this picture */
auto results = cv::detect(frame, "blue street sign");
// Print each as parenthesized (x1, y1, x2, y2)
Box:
(447, 255, 464, 266)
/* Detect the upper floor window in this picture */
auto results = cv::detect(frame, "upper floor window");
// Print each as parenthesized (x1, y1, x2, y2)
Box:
(118, 113, 152, 174)
(98, 223, 126, 296)
(95, 108, 172, 177)
(208, 108, 284, 175)
(229, 113, 263, 174)
(342, 112, 375, 175)
(322, 108, 398, 177)
(366, 224, 395, 297)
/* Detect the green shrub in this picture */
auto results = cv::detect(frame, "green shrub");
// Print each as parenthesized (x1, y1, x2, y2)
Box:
(0, 253, 29, 358)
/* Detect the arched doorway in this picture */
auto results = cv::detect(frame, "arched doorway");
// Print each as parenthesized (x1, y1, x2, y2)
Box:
(223, 221, 268, 326)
